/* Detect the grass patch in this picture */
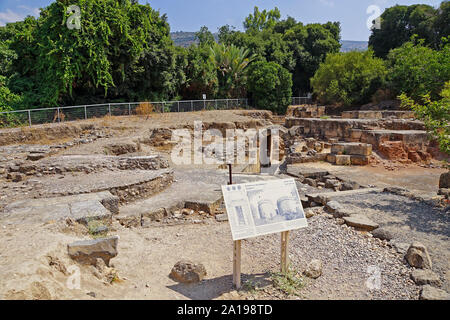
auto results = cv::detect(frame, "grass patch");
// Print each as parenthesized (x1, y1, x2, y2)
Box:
(270, 267, 305, 296)
(320, 115, 330, 119)
(87, 220, 109, 239)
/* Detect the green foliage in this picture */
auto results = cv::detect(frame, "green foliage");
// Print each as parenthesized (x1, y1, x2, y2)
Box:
(3, 0, 180, 108)
(209, 43, 255, 98)
(221, 10, 340, 95)
(180, 43, 218, 99)
(270, 267, 305, 296)
(247, 61, 292, 114)
(369, 2, 449, 58)
(195, 26, 215, 46)
(0, 76, 23, 127)
(387, 38, 449, 101)
(243, 6, 281, 32)
(311, 50, 387, 106)
(399, 82, 450, 155)
(283, 21, 341, 95)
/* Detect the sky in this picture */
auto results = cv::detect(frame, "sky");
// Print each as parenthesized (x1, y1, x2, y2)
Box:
(0, 0, 444, 41)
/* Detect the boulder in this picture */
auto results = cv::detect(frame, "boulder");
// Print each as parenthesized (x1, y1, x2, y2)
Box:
(420, 285, 450, 300)
(27, 153, 45, 161)
(439, 172, 450, 189)
(170, 260, 207, 283)
(343, 214, 379, 231)
(215, 213, 228, 222)
(68, 236, 119, 266)
(304, 259, 323, 279)
(324, 201, 342, 216)
(371, 228, 393, 241)
(411, 269, 441, 286)
(405, 242, 432, 269)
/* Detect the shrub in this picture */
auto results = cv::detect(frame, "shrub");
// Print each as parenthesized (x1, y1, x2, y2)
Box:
(399, 81, 450, 155)
(247, 61, 292, 114)
(310, 50, 387, 106)
(136, 102, 154, 117)
(387, 38, 449, 102)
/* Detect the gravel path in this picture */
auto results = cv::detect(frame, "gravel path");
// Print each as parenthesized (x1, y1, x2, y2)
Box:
(245, 210, 420, 300)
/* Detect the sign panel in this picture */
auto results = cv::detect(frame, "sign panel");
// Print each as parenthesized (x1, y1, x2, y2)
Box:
(222, 178, 307, 240)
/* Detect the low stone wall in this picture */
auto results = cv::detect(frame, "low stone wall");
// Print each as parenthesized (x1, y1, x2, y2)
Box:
(342, 110, 415, 120)
(287, 105, 326, 118)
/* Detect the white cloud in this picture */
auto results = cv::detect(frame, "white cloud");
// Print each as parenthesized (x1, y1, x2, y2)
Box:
(0, 6, 40, 26)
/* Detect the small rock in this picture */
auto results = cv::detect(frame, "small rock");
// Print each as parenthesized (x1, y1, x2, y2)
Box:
(68, 236, 119, 266)
(439, 171, 450, 189)
(304, 178, 317, 187)
(411, 269, 441, 286)
(170, 260, 207, 283)
(324, 201, 342, 215)
(27, 153, 45, 161)
(405, 242, 432, 269)
(304, 208, 315, 218)
(343, 214, 379, 231)
(304, 259, 323, 279)
(371, 228, 393, 241)
(87, 292, 96, 298)
(215, 213, 228, 222)
(420, 285, 449, 300)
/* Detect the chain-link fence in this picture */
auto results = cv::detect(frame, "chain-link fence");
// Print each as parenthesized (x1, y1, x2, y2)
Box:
(0, 97, 311, 128)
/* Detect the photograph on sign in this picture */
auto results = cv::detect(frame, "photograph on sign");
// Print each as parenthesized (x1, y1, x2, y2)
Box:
(222, 179, 307, 240)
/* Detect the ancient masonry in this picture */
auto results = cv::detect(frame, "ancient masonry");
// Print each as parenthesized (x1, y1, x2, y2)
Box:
(283, 104, 442, 166)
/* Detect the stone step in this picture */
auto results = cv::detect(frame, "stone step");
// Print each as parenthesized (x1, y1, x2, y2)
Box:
(31, 169, 174, 203)
(118, 168, 283, 226)
(2, 191, 118, 225)
(14, 154, 169, 176)
(306, 188, 383, 205)
(341, 110, 415, 120)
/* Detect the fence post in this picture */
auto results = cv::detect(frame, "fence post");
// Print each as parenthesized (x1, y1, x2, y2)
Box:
(108, 104, 111, 116)
(57, 107, 61, 123)
(28, 110, 31, 127)
(191, 100, 193, 112)
(226, 99, 229, 109)
(84, 106, 87, 120)
(128, 103, 131, 115)
(177, 101, 180, 112)
(215, 100, 218, 110)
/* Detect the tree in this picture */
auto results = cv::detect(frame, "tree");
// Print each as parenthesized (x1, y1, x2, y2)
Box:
(283, 22, 341, 95)
(310, 50, 387, 106)
(180, 43, 218, 99)
(387, 38, 449, 101)
(368, 3, 447, 58)
(209, 43, 255, 98)
(247, 61, 292, 114)
(399, 81, 450, 155)
(243, 6, 281, 32)
(5, 0, 180, 108)
(195, 26, 215, 46)
(0, 75, 22, 126)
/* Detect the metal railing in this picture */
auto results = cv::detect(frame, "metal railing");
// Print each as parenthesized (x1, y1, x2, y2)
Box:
(0, 98, 249, 128)
(0, 97, 312, 128)
(291, 97, 312, 105)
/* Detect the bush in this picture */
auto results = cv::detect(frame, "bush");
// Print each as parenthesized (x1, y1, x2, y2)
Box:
(387, 38, 449, 102)
(399, 81, 450, 155)
(247, 61, 292, 114)
(310, 50, 387, 106)
(0, 75, 22, 127)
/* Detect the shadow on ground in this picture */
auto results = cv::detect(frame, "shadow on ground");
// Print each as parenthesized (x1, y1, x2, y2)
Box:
(167, 273, 272, 300)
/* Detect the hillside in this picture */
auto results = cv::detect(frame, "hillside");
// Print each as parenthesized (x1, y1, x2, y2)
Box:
(170, 32, 368, 52)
